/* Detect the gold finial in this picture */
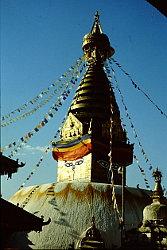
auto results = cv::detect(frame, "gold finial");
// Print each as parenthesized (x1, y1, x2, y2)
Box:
(94, 11, 99, 22)
(152, 168, 162, 182)
(91, 11, 103, 34)
(152, 168, 164, 203)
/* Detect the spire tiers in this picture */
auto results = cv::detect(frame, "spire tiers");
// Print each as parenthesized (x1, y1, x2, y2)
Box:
(67, 12, 124, 143)
(69, 62, 111, 122)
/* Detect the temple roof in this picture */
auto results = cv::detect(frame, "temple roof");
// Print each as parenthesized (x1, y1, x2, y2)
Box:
(0, 198, 50, 233)
(0, 152, 25, 179)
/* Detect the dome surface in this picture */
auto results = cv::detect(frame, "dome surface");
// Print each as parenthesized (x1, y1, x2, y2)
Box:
(143, 201, 167, 226)
(8, 182, 151, 249)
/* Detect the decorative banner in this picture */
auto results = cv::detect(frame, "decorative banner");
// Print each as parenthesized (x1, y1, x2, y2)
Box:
(17, 116, 67, 191)
(1, 62, 86, 156)
(1, 58, 85, 127)
(20, 185, 40, 209)
(133, 154, 150, 189)
(108, 58, 167, 119)
(108, 62, 153, 189)
(52, 134, 92, 161)
(110, 168, 123, 225)
(106, 84, 123, 226)
(1, 55, 84, 123)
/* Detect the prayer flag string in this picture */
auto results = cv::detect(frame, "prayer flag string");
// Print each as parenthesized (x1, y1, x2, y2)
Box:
(133, 154, 151, 189)
(1, 62, 86, 155)
(108, 58, 167, 119)
(110, 168, 123, 225)
(1, 55, 84, 122)
(19, 185, 40, 209)
(1, 57, 85, 127)
(17, 116, 66, 191)
(107, 63, 152, 189)
(108, 83, 123, 226)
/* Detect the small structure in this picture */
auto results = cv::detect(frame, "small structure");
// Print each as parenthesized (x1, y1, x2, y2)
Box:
(0, 154, 50, 248)
(124, 168, 167, 249)
(138, 168, 167, 248)
(80, 216, 105, 249)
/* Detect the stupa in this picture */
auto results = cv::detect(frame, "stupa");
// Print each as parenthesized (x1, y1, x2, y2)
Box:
(8, 12, 153, 249)
(123, 169, 167, 249)
(138, 168, 167, 248)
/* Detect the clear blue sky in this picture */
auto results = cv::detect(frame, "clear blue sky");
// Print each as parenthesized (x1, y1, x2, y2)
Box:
(1, 0, 167, 200)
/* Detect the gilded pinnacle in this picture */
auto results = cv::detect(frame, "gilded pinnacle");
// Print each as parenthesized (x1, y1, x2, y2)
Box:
(152, 168, 164, 203)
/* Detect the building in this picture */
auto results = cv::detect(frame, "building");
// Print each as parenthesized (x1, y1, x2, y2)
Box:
(6, 12, 166, 249)
(0, 153, 50, 248)
(124, 168, 167, 249)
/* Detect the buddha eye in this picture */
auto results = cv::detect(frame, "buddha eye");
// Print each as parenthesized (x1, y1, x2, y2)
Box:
(65, 162, 74, 167)
(75, 159, 84, 165)
(97, 160, 109, 168)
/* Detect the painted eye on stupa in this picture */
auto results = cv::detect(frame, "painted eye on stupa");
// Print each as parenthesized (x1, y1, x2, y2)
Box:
(75, 159, 84, 165)
(65, 162, 74, 167)
(64, 158, 84, 168)
(97, 160, 109, 168)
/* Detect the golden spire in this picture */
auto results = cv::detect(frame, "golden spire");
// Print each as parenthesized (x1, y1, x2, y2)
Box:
(152, 168, 164, 203)
(69, 12, 116, 125)
(57, 12, 133, 184)
(65, 11, 132, 148)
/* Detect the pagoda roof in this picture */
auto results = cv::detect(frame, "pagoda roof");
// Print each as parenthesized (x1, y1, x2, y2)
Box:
(0, 152, 25, 178)
(0, 198, 50, 232)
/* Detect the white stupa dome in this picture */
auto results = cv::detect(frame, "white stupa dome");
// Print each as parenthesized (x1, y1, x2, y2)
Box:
(7, 181, 151, 249)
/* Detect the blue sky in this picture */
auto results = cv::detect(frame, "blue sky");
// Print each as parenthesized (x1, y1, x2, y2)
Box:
(1, 0, 167, 200)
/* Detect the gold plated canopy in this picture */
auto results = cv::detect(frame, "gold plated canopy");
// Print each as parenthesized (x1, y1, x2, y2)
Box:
(82, 11, 115, 63)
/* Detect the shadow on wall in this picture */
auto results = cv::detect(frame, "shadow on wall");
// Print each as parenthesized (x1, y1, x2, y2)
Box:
(48, 197, 69, 226)
(48, 197, 81, 240)
(48, 197, 67, 216)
